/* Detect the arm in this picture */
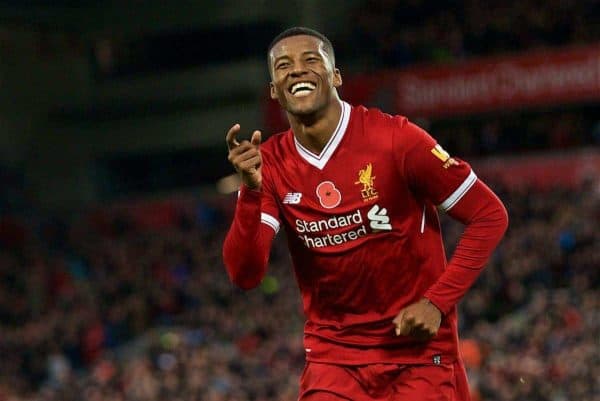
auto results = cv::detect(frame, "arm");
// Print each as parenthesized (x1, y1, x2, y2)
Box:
(392, 120, 508, 338)
(222, 124, 279, 289)
(424, 179, 508, 314)
(395, 180, 507, 337)
(223, 186, 277, 289)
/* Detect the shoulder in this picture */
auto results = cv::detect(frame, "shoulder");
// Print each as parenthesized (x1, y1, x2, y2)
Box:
(349, 104, 434, 155)
(350, 103, 424, 147)
(351, 104, 410, 130)
(364, 105, 428, 143)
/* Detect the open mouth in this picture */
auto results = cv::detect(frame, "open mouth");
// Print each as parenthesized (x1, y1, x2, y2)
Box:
(289, 81, 316, 97)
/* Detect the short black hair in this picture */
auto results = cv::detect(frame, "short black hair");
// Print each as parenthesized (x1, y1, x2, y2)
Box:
(267, 26, 335, 66)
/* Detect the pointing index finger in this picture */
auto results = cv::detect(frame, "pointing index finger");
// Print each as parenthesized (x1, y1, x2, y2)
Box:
(226, 124, 241, 150)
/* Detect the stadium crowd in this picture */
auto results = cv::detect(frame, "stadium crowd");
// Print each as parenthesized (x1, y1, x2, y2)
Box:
(423, 108, 599, 159)
(347, 0, 599, 68)
(0, 0, 598, 399)
(0, 168, 598, 401)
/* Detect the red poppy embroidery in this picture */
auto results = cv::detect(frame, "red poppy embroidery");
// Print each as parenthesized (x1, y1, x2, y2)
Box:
(316, 181, 341, 209)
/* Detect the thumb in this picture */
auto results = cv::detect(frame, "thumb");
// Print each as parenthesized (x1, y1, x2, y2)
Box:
(251, 130, 262, 146)
(393, 310, 405, 336)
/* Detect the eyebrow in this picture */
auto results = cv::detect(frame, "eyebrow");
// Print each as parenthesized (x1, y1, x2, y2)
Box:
(273, 51, 322, 63)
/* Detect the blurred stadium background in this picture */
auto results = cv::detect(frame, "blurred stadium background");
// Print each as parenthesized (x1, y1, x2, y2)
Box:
(0, 1, 598, 400)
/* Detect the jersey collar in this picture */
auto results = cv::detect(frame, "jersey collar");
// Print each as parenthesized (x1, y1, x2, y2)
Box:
(293, 101, 351, 170)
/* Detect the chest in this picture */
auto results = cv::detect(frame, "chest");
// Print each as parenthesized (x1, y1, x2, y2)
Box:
(269, 140, 414, 230)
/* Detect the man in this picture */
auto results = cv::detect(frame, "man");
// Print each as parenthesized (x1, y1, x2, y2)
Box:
(223, 27, 508, 401)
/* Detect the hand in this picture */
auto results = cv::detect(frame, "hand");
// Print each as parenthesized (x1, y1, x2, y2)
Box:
(393, 298, 442, 341)
(226, 124, 262, 190)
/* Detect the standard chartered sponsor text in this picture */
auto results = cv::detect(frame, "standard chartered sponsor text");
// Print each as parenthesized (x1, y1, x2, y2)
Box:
(296, 210, 367, 248)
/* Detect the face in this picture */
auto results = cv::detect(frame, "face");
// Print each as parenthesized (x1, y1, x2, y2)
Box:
(269, 35, 342, 117)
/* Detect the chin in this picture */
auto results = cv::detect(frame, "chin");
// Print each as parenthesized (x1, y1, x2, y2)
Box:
(286, 99, 323, 117)
(288, 106, 318, 117)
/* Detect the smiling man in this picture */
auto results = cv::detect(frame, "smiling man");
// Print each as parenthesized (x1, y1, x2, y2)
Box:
(223, 27, 508, 401)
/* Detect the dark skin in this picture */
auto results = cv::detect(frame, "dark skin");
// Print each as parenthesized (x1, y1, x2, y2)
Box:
(225, 34, 442, 340)
(226, 35, 342, 189)
(268, 35, 342, 154)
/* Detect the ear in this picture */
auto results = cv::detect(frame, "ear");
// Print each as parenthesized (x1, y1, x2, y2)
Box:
(270, 82, 278, 100)
(333, 67, 342, 88)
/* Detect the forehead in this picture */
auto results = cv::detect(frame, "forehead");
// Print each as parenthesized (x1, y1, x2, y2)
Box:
(270, 35, 328, 60)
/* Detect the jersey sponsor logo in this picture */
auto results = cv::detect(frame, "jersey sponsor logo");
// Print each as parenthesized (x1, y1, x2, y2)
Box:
(295, 204, 391, 249)
(431, 144, 459, 169)
(282, 192, 302, 204)
(367, 204, 392, 231)
(354, 163, 379, 202)
(296, 210, 363, 233)
(296, 210, 367, 248)
(316, 181, 341, 209)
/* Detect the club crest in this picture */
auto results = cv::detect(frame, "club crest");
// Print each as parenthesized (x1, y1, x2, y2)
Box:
(354, 163, 379, 202)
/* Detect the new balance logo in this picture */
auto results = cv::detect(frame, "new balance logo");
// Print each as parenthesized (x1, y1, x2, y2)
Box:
(283, 192, 302, 204)
(367, 204, 392, 231)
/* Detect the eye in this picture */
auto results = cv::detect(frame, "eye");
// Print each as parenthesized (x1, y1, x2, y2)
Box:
(276, 62, 290, 69)
(306, 57, 319, 63)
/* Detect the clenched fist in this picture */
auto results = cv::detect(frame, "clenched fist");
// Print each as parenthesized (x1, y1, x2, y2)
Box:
(393, 298, 442, 341)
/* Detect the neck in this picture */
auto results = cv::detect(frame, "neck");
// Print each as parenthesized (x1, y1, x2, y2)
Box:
(289, 97, 343, 155)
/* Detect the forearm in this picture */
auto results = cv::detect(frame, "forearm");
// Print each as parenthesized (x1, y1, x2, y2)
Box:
(424, 180, 509, 315)
(222, 186, 276, 289)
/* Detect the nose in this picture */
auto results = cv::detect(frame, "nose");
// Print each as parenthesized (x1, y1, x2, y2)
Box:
(290, 61, 308, 77)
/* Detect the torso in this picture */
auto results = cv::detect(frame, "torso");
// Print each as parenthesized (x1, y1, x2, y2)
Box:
(259, 102, 460, 364)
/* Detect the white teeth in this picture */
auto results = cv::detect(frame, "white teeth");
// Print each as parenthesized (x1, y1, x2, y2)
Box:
(291, 82, 316, 94)
(293, 90, 312, 97)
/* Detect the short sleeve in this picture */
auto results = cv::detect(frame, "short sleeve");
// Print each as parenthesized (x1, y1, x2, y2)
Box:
(393, 119, 477, 212)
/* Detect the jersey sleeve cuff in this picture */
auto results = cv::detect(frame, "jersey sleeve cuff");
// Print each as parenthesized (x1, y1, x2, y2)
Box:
(422, 293, 452, 316)
(238, 184, 262, 199)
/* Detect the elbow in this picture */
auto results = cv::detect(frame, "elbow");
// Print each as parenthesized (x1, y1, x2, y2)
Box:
(484, 202, 509, 247)
(232, 275, 262, 290)
(498, 202, 509, 237)
(225, 264, 262, 290)
(222, 249, 265, 290)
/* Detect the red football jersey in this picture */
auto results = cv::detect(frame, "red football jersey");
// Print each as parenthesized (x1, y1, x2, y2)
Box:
(256, 102, 478, 365)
